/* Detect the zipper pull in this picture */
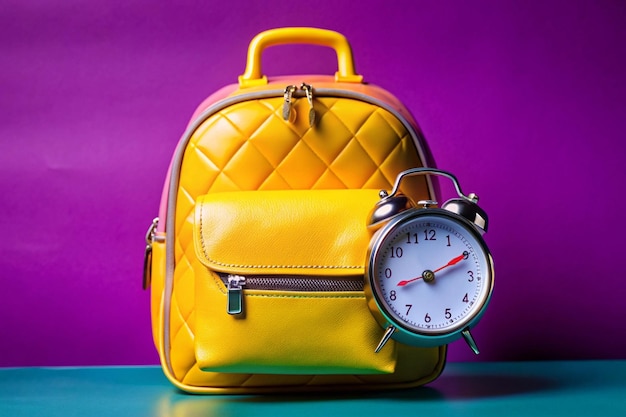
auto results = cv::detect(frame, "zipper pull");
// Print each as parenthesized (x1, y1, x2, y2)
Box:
(282, 85, 298, 122)
(142, 217, 159, 290)
(227, 275, 246, 315)
(300, 83, 315, 127)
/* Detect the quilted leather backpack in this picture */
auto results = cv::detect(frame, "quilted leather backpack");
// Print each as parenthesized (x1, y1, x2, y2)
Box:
(144, 27, 445, 394)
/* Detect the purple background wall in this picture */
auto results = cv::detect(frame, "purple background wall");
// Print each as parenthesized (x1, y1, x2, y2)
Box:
(2, 0, 625, 367)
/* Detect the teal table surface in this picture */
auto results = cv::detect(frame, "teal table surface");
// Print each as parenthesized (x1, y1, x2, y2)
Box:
(1, 360, 625, 416)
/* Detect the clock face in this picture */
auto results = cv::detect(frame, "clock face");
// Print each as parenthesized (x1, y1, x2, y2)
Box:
(368, 210, 493, 336)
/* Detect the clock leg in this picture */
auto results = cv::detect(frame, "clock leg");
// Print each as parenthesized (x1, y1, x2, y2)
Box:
(462, 328, 480, 354)
(375, 326, 396, 353)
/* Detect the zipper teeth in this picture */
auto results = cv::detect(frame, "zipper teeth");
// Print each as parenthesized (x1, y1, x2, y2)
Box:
(221, 274, 363, 292)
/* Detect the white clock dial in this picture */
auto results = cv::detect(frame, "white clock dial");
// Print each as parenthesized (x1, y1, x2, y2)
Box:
(370, 211, 492, 335)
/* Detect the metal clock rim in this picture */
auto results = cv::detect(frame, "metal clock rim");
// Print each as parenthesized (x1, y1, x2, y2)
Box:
(365, 207, 495, 344)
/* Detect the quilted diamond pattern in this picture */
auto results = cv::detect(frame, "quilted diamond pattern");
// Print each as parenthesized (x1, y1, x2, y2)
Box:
(169, 94, 429, 385)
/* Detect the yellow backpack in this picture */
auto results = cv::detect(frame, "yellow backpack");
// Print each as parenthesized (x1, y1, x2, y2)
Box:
(144, 27, 445, 394)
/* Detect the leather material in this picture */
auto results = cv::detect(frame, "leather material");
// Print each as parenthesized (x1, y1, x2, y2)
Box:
(192, 189, 396, 374)
(149, 238, 166, 350)
(194, 189, 380, 275)
(149, 28, 445, 393)
(194, 276, 398, 375)
(153, 94, 444, 392)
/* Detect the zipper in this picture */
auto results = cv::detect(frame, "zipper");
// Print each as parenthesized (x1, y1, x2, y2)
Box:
(222, 273, 364, 315)
(282, 85, 298, 122)
(142, 217, 159, 290)
(282, 83, 316, 127)
(300, 82, 316, 127)
(226, 275, 246, 315)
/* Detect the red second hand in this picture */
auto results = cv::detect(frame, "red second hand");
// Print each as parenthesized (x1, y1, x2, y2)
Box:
(433, 253, 465, 273)
(397, 253, 466, 287)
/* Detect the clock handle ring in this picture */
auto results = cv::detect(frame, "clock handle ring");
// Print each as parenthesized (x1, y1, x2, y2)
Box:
(390, 168, 473, 202)
(389, 168, 488, 233)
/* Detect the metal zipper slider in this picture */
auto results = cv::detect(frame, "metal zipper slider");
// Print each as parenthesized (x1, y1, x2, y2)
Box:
(142, 217, 159, 290)
(227, 275, 246, 315)
(282, 85, 298, 122)
(300, 83, 315, 127)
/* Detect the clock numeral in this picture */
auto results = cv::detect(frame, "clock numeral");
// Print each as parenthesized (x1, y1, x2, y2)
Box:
(462, 293, 469, 303)
(406, 232, 419, 244)
(384, 268, 392, 279)
(467, 270, 474, 282)
(389, 246, 403, 258)
(423, 229, 436, 241)
(424, 313, 432, 323)
(405, 304, 412, 315)
(445, 308, 452, 320)
(446, 235, 451, 246)
(389, 290, 397, 301)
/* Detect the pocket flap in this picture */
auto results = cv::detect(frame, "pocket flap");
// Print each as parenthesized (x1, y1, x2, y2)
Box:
(194, 189, 381, 276)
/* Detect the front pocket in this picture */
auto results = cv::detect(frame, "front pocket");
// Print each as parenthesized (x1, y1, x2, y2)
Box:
(192, 189, 399, 375)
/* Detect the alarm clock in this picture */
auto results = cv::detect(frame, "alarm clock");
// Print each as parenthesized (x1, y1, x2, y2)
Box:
(365, 168, 494, 354)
